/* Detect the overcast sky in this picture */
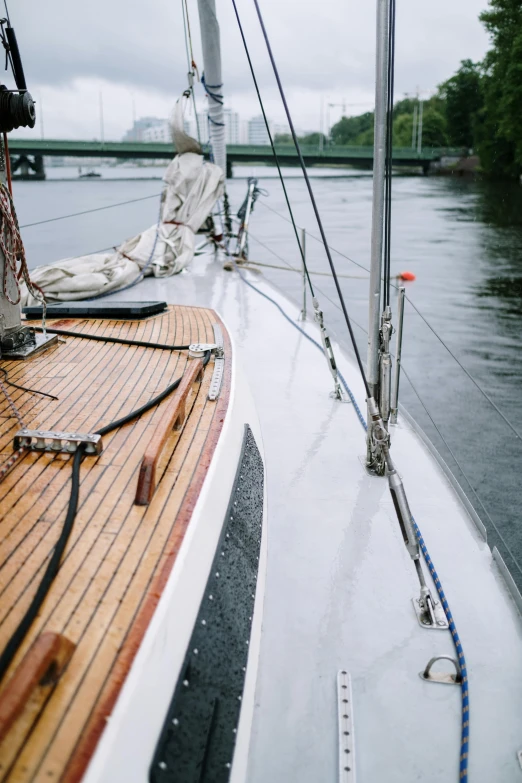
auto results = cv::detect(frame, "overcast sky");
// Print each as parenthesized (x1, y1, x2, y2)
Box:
(12, 0, 491, 140)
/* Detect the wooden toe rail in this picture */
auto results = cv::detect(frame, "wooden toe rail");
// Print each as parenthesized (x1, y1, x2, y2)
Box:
(135, 358, 204, 506)
(0, 633, 75, 745)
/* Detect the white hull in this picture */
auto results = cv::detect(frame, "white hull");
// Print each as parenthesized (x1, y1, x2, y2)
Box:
(83, 332, 266, 783)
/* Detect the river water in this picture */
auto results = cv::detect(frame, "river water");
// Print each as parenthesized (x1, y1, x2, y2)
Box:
(13, 164, 522, 589)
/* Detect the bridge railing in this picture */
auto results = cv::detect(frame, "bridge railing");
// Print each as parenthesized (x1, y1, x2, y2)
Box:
(8, 138, 467, 162)
(226, 144, 467, 160)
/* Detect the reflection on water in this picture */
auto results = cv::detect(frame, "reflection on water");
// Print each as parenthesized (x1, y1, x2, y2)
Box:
(13, 166, 522, 589)
(473, 181, 522, 322)
(478, 277, 522, 317)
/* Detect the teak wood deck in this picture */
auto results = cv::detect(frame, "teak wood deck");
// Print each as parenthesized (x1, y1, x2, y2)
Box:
(0, 305, 230, 782)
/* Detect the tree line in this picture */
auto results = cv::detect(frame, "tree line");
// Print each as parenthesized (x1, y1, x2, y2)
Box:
(275, 0, 522, 179)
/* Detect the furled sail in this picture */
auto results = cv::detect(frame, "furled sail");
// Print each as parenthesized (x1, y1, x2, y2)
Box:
(198, 0, 227, 175)
(20, 97, 224, 304)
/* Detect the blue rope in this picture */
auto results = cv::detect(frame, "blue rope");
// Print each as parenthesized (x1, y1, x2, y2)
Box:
(201, 73, 224, 105)
(413, 521, 469, 782)
(236, 264, 469, 782)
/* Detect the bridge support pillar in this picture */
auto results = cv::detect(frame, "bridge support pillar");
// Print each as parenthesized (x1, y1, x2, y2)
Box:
(11, 154, 46, 181)
(226, 159, 233, 179)
(422, 162, 430, 176)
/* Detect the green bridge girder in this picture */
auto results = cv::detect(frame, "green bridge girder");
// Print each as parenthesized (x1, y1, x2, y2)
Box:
(7, 138, 465, 168)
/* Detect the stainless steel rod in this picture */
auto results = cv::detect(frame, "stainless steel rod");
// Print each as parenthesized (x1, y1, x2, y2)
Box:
(390, 285, 405, 424)
(367, 0, 390, 398)
(238, 181, 255, 257)
(300, 227, 307, 319)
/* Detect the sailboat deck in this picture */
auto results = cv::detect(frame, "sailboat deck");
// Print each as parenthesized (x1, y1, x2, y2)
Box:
(116, 254, 522, 783)
(0, 305, 230, 782)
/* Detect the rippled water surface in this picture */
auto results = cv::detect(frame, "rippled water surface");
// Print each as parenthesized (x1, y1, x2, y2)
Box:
(14, 164, 522, 588)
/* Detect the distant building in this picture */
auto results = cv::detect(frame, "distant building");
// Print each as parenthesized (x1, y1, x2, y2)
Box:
(239, 120, 249, 144)
(183, 113, 209, 145)
(126, 110, 246, 148)
(248, 115, 270, 145)
(122, 117, 166, 142)
(142, 122, 171, 143)
(224, 109, 240, 144)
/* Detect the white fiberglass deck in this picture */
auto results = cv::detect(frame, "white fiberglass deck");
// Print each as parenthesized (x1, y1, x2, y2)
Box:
(108, 252, 522, 782)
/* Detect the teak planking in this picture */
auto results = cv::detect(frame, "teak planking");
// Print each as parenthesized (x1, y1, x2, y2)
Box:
(0, 305, 231, 782)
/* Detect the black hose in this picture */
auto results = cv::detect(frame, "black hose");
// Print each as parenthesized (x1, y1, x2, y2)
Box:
(0, 367, 58, 400)
(33, 327, 190, 351)
(0, 350, 210, 682)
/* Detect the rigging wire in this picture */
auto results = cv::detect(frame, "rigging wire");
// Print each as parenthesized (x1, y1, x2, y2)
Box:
(257, 199, 372, 274)
(247, 0, 370, 396)
(246, 232, 369, 336)
(19, 193, 162, 229)
(400, 362, 522, 579)
(256, 199, 521, 440)
(383, 0, 396, 308)
(248, 232, 367, 279)
(244, 239, 521, 577)
(400, 291, 522, 441)
(181, 0, 202, 143)
(230, 0, 314, 296)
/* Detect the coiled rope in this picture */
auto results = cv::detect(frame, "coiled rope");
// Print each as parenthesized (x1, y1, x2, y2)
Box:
(0, 182, 45, 316)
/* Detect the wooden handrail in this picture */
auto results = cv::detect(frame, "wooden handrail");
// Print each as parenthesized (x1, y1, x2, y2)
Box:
(135, 358, 204, 506)
(0, 632, 75, 744)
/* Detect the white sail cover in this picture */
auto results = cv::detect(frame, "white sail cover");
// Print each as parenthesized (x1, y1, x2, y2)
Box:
(198, 0, 226, 175)
(20, 102, 224, 305)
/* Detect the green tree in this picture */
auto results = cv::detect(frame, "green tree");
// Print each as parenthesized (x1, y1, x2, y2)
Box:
(392, 113, 416, 147)
(438, 59, 483, 148)
(273, 133, 292, 144)
(479, 0, 522, 177)
(418, 108, 448, 148)
(299, 132, 327, 147)
(330, 112, 374, 145)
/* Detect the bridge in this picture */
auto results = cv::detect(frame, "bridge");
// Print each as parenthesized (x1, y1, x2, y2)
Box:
(7, 138, 464, 179)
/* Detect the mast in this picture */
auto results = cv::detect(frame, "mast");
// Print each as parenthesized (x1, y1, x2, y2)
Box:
(197, 0, 227, 176)
(367, 0, 390, 401)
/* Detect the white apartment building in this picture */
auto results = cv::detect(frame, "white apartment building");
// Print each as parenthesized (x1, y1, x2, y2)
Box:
(224, 109, 240, 144)
(183, 108, 240, 146)
(248, 115, 271, 145)
(136, 109, 248, 147)
(141, 122, 172, 143)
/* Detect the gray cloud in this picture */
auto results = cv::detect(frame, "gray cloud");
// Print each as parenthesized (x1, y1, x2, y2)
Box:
(11, 0, 490, 137)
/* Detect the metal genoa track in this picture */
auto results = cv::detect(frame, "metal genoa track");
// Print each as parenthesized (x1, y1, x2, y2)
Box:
(150, 424, 264, 783)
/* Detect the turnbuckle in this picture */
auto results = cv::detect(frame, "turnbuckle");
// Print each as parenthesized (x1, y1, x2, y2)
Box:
(313, 297, 343, 401)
